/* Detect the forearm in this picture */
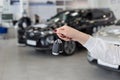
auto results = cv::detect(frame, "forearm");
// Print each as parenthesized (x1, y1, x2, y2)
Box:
(75, 31, 91, 45)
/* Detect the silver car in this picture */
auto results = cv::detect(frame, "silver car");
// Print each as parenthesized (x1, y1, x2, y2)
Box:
(87, 25, 120, 72)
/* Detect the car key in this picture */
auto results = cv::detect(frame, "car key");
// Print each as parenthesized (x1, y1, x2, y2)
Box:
(52, 39, 63, 55)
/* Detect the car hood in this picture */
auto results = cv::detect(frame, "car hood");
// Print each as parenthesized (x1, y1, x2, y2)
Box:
(33, 24, 48, 29)
(26, 23, 54, 34)
(93, 25, 120, 45)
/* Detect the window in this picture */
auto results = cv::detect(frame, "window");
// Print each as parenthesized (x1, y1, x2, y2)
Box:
(65, 1, 73, 5)
(56, 1, 64, 5)
(92, 10, 105, 20)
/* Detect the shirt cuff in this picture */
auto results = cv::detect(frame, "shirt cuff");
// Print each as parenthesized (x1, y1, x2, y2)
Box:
(83, 36, 97, 52)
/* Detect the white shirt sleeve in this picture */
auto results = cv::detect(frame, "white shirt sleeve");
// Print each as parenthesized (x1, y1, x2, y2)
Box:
(83, 36, 120, 65)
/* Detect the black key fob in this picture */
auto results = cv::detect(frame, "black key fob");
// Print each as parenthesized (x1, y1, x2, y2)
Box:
(52, 39, 63, 55)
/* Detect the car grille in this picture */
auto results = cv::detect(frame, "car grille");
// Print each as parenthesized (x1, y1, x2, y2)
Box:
(26, 32, 40, 40)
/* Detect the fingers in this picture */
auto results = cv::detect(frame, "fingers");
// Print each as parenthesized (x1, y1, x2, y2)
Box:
(56, 30, 72, 40)
(56, 27, 65, 34)
(57, 33, 71, 41)
(54, 25, 72, 41)
(60, 34, 72, 40)
(57, 34, 70, 41)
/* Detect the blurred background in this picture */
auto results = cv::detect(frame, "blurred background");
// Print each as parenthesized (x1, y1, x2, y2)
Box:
(0, 0, 120, 80)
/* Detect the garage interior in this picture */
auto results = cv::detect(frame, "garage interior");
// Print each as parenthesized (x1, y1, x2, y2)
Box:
(0, 0, 120, 80)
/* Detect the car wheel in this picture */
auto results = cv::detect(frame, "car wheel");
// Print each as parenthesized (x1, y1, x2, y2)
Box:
(62, 41, 76, 56)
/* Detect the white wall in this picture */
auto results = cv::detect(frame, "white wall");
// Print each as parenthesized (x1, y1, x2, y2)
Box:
(10, 4, 21, 20)
(1, 0, 21, 20)
(29, 4, 57, 21)
(88, 0, 98, 8)
(1, 0, 57, 21)
(0, 0, 3, 6)
(29, 0, 57, 21)
(66, 0, 89, 9)
(29, 0, 55, 3)
(0, 0, 3, 23)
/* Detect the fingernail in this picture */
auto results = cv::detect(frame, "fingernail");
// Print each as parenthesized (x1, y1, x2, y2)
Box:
(62, 36, 66, 38)
(66, 37, 72, 40)
(61, 35, 66, 38)
(61, 34, 65, 37)
(61, 34, 66, 38)
(54, 30, 57, 33)
(69, 38, 72, 40)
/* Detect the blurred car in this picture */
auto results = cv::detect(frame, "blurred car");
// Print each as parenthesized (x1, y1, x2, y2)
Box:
(115, 19, 120, 25)
(25, 24, 76, 56)
(87, 25, 120, 72)
(25, 8, 116, 56)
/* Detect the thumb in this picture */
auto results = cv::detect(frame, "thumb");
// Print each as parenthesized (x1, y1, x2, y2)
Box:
(56, 28, 66, 35)
(56, 25, 68, 35)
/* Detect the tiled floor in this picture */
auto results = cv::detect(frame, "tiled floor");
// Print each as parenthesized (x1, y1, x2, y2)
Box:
(0, 39, 120, 80)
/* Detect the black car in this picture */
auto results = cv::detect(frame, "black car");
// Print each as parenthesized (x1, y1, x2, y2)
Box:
(25, 8, 116, 56)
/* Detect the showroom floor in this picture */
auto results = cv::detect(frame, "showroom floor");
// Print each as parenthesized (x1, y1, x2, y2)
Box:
(0, 39, 120, 80)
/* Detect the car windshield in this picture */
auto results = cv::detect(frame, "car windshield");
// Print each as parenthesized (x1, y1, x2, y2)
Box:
(48, 11, 67, 23)
(47, 10, 88, 24)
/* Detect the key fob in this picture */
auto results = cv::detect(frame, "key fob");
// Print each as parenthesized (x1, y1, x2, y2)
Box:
(52, 39, 63, 55)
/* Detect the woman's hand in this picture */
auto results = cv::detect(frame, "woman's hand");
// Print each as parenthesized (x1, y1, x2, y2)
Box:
(55, 25, 90, 45)
(55, 25, 80, 41)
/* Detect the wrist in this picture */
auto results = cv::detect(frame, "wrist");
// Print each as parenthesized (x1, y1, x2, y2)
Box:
(76, 32, 91, 45)
(74, 31, 82, 41)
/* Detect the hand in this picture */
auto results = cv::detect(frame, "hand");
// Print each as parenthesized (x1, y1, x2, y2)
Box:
(55, 25, 90, 45)
(55, 25, 80, 41)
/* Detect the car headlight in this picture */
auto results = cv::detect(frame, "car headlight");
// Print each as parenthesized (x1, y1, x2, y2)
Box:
(40, 31, 46, 36)
(28, 29, 33, 32)
(48, 31, 53, 34)
(34, 30, 39, 33)
(29, 32, 35, 37)
(40, 31, 54, 36)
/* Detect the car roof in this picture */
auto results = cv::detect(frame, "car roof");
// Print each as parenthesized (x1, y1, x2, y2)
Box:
(61, 8, 111, 12)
